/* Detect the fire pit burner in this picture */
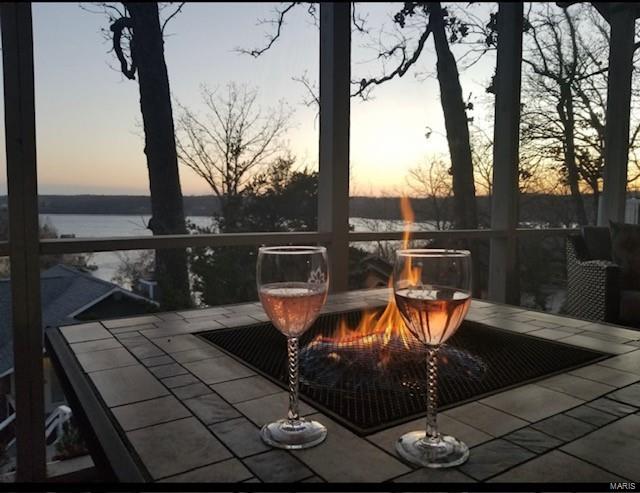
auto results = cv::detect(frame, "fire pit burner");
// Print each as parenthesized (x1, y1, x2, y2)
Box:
(199, 308, 607, 435)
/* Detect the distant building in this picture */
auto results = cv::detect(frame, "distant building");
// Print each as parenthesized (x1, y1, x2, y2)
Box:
(360, 255, 393, 289)
(0, 265, 157, 429)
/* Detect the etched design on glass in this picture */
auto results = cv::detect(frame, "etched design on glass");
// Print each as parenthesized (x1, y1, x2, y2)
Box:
(308, 267, 326, 285)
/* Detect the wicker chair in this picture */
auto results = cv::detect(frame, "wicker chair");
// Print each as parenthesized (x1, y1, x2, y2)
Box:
(565, 227, 621, 323)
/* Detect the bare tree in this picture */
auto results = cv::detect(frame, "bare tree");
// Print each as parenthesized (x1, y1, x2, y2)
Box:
(85, 2, 191, 309)
(351, 215, 398, 262)
(407, 124, 550, 231)
(471, 125, 555, 196)
(469, 127, 494, 197)
(521, 3, 640, 225)
(112, 250, 154, 290)
(239, 2, 490, 230)
(521, 5, 589, 225)
(406, 158, 453, 230)
(175, 83, 293, 232)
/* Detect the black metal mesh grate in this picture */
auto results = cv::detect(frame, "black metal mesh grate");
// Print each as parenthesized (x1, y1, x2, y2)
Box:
(199, 309, 607, 435)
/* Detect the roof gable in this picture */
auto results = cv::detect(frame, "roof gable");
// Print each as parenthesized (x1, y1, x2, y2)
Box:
(0, 265, 154, 374)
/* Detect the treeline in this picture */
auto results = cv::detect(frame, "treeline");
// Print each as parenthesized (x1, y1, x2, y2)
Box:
(0, 195, 222, 217)
(350, 194, 602, 227)
(0, 193, 615, 227)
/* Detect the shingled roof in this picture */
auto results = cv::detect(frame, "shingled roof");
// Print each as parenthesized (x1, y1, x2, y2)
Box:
(0, 264, 154, 376)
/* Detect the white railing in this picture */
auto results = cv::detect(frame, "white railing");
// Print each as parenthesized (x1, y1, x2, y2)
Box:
(0, 413, 15, 435)
(44, 405, 72, 445)
(0, 405, 71, 454)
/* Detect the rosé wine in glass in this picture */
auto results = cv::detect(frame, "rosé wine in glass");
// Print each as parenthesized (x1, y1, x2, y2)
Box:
(394, 286, 471, 347)
(393, 249, 472, 469)
(259, 282, 327, 338)
(256, 246, 329, 450)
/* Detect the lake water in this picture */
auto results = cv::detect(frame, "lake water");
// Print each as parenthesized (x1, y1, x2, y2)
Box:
(39, 214, 438, 285)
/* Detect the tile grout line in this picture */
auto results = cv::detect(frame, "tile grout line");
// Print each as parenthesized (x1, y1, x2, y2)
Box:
(558, 448, 634, 482)
(475, 389, 639, 482)
(120, 340, 254, 482)
(147, 340, 328, 482)
(88, 301, 640, 483)
(194, 329, 416, 481)
(151, 454, 249, 483)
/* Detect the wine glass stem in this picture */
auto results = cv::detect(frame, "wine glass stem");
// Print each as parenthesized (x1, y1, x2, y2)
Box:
(425, 347, 439, 440)
(287, 337, 300, 421)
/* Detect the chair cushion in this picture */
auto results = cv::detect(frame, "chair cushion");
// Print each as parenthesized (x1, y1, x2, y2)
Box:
(620, 290, 640, 324)
(582, 226, 612, 260)
(610, 221, 640, 290)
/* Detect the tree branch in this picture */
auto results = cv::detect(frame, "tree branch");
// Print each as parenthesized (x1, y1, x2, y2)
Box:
(292, 72, 320, 116)
(110, 16, 136, 80)
(352, 3, 368, 33)
(161, 2, 186, 34)
(352, 19, 433, 99)
(237, 2, 299, 57)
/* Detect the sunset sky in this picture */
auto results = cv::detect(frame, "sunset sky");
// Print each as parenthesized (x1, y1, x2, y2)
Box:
(0, 2, 496, 197)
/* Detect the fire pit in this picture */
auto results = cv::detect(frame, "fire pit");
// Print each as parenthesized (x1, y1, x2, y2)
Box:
(199, 305, 607, 436)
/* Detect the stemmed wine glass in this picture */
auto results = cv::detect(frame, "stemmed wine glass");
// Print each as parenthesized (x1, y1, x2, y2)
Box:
(393, 249, 472, 468)
(256, 246, 329, 449)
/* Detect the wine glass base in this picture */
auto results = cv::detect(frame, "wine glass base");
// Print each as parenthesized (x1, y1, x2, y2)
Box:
(260, 418, 327, 450)
(396, 431, 469, 468)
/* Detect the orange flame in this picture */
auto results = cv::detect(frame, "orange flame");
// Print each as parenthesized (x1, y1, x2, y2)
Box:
(400, 195, 415, 249)
(313, 196, 422, 356)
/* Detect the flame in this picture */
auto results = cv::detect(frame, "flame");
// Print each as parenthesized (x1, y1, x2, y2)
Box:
(400, 195, 415, 249)
(311, 196, 422, 358)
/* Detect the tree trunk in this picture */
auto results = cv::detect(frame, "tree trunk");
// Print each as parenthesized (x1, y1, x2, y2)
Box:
(429, 3, 481, 296)
(128, 2, 191, 309)
(430, 2, 478, 230)
(559, 84, 588, 225)
(219, 195, 244, 233)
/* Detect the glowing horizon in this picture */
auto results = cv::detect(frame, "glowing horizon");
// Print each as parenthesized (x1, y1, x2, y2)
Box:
(0, 3, 497, 198)
(4, 3, 629, 199)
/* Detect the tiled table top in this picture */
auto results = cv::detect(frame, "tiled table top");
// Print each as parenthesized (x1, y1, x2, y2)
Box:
(49, 288, 640, 483)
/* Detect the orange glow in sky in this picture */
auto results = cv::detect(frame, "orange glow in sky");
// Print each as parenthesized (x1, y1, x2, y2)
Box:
(0, 2, 495, 197)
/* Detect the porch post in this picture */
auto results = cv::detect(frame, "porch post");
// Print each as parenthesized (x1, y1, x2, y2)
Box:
(488, 2, 523, 304)
(1, 2, 47, 480)
(598, 4, 635, 225)
(318, 2, 351, 292)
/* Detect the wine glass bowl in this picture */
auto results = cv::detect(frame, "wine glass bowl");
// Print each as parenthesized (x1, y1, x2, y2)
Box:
(257, 246, 329, 449)
(393, 249, 472, 468)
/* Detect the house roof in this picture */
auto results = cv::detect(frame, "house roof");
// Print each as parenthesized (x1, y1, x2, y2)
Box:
(361, 255, 393, 280)
(0, 264, 151, 376)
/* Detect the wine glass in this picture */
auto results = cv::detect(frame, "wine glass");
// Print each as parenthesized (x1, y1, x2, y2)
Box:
(393, 248, 472, 468)
(256, 245, 329, 449)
